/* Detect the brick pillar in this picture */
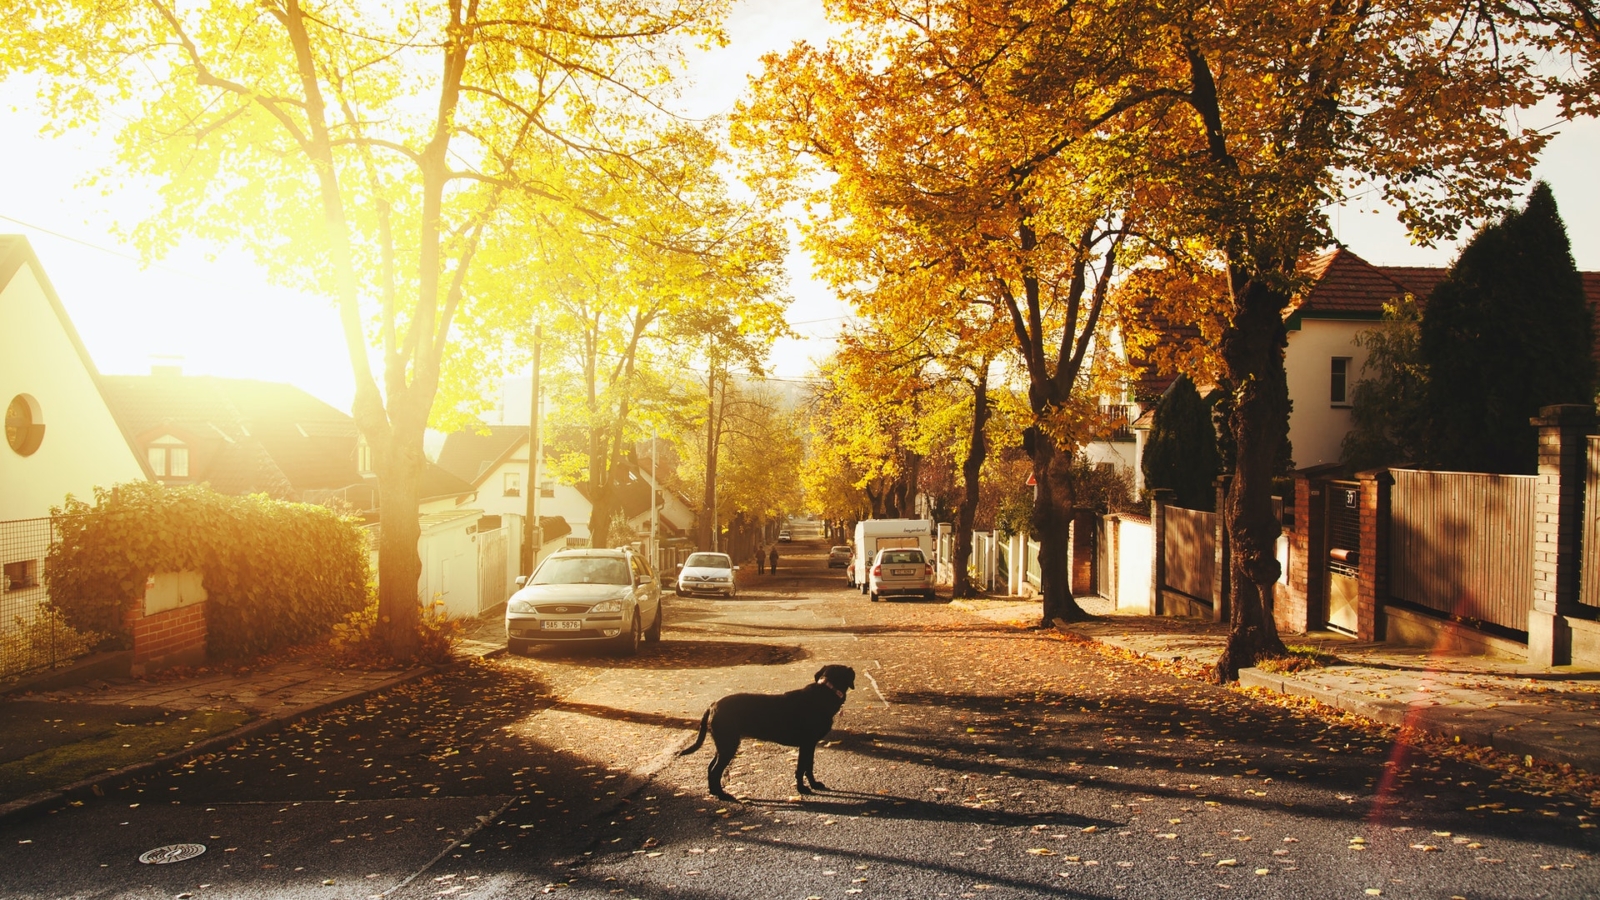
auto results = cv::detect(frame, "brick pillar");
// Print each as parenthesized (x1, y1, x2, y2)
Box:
(1355, 468, 1393, 642)
(1211, 476, 1231, 623)
(1285, 473, 1326, 633)
(1149, 488, 1174, 616)
(1528, 404, 1594, 665)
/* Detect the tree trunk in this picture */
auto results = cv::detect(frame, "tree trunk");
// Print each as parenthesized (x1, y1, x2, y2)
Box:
(1029, 427, 1089, 625)
(952, 373, 990, 599)
(1213, 276, 1291, 681)
(373, 410, 426, 658)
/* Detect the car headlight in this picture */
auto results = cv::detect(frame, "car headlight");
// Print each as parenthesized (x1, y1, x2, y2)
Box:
(590, 598, 624, 613)
(509, 599, 535, 614)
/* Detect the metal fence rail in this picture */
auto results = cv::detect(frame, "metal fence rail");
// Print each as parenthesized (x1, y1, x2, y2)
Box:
(1390, 468, 1534, 632)
(1, 515, 97, 680)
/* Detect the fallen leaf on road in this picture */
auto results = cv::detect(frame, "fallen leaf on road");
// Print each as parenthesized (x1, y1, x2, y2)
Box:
(1027, 848, 1055, 856)
(1216, 859, 1238, 867)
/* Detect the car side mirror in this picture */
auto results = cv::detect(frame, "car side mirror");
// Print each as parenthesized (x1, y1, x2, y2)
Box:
(515, 575, 528, 587)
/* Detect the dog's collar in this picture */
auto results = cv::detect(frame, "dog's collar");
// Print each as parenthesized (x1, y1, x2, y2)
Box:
(819, 679, 846, 700)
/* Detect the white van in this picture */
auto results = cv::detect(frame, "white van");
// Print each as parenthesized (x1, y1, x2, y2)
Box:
(850, 518, 934, 592)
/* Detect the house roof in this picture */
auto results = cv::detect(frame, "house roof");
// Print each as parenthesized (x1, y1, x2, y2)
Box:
(1293, 247, 1600, 362)
(535, 515, 572, 544)
(1293, 247, 1600, 320)
(419, 463, 476, 503)
(575, 467, 655, 520)
(435, 425, 528, 485)
(0, 235, 154, 480)
(101, 371, 361, 499)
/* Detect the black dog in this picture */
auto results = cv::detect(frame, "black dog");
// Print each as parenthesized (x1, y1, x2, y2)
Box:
(679, 665, 855, 800)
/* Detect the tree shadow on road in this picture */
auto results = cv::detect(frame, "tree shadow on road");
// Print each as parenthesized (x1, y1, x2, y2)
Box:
(517, 640, 809, 670)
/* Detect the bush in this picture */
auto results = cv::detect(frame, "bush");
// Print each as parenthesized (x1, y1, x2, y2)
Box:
(48, 482, 370, 659)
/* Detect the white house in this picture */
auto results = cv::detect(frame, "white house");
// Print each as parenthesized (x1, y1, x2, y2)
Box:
(1132, 247, 1600, 474)
(1, 236, 149, 523)
(2, 236, 149, 616)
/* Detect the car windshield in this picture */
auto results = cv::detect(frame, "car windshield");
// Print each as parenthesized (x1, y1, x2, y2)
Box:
(880, 550, 925, 564)
(684, 553, 732, 569)
(830, 546, 850, 554)
(531, 556, 631, 585)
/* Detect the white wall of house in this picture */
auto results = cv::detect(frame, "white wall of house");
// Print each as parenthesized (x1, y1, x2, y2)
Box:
(418, 509, 480, 619)
(1284, 318, 1371, 469)
(1082, 439, 1137, 473)
(1, 260, 146, 521)
(470, 447, 594, 545)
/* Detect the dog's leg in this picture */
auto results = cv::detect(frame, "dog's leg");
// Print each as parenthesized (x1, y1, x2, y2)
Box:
(707, 735, 740, 801)
(795, 742, 827, 793)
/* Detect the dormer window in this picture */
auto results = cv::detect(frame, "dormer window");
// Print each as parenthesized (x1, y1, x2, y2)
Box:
(148, 435, 189, 478)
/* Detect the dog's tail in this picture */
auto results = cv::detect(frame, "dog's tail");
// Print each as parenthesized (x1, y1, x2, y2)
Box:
(679, 709, 710, 756)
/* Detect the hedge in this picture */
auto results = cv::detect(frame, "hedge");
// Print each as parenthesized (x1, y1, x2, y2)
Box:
(48, 481, 370, 658)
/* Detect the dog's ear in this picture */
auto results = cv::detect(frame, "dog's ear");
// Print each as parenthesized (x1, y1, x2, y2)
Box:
(814, 666, 826, 683)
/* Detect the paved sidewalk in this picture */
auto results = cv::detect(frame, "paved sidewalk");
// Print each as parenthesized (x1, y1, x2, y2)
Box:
(957, 594, 1600, 772)
(0, 628, 506, 823)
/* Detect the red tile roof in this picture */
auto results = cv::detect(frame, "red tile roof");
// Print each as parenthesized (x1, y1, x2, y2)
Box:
(1294, 247, 1599, 319)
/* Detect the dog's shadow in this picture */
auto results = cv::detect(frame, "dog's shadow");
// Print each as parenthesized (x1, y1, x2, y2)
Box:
(735, 788, 1116, 830)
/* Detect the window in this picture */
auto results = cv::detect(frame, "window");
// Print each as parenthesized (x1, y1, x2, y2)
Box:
(4, 559, 38, 592)
(540, 480, 555, 498)
(503, 471, 521, 497)
(147, 435, 189, 478)
(357, 436, 373, 474)
(5, 394, 44, 456)
(1331, 357, 1352, 405)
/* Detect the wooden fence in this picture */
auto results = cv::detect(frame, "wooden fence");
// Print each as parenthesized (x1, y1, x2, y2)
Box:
(1390, 468, 1534, 631)
(1163, 505, 1216, 604)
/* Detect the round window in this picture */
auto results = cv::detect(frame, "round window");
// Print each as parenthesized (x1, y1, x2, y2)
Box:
(5, 394, 44, 456)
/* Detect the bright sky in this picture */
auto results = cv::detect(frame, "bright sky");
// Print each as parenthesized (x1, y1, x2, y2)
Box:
(2, 0, 1595, 413)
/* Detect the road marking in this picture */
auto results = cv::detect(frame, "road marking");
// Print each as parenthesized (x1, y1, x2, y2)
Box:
(378, 794, 518, 898)
(863, 665, 890, 708)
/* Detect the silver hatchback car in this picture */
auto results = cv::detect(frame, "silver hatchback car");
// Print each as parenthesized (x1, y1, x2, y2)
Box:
(505, 549, 663, 656)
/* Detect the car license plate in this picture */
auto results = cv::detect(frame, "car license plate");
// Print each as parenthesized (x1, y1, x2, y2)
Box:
(891, 568, 915, 576)
(542, 619, 583, 631)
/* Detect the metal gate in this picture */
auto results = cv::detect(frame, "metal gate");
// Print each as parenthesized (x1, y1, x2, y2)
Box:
(2, 516, 96, 679)
(1325, 481, 1361, 633)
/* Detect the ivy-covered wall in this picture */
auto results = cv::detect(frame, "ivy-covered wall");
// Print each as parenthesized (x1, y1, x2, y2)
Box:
(48, 481, 370, 658)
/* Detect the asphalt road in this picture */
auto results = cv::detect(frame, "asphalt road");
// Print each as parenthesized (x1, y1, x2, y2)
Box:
(2, 540, 1596, 899)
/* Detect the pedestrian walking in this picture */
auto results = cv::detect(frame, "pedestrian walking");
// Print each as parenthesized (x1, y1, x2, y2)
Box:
(756, 547, 766, 575)
(769, 545, 779, 575)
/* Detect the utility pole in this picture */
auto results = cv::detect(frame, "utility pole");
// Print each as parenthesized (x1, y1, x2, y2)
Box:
(650, 425, 659, 572)
(522, 322, 543, 576)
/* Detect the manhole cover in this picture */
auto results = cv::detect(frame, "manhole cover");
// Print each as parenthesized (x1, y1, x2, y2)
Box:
(138, 844, 207, 865)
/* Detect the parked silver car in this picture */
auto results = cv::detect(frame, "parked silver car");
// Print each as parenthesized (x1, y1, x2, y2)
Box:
(868, 547, 935, 602)
(676, 552, 738, 598)
(505, 549, 662, 655)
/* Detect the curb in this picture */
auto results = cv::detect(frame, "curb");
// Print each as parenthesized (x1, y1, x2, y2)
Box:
(0, 663, 445, 826)
(1054, 620, 1600, 774)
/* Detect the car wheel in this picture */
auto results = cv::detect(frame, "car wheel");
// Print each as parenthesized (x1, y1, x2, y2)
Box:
(924, 590, 936, 601)
(614, 613, 642, 657)
(645, 604, 663, 643)
(507, 637, 530, 656)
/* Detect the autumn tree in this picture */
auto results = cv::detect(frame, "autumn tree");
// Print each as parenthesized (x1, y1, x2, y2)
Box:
(9, 0, 732, 656)
(737, 7, 1148, 625)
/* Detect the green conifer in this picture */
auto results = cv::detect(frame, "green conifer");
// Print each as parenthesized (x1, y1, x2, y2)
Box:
(1419, 182, 1595, 473)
